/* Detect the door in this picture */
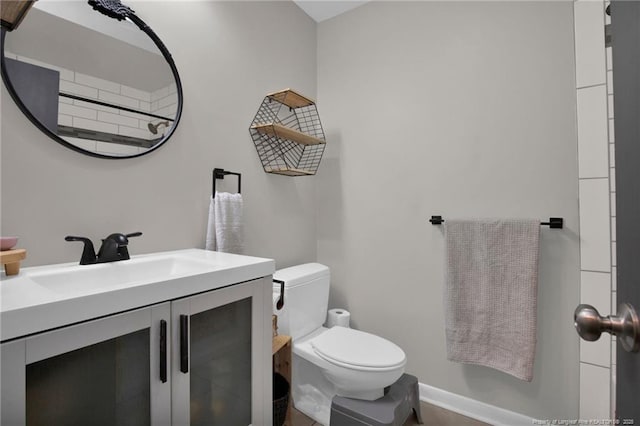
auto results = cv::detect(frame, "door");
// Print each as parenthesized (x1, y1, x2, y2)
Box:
(574, 1, 640, 422)
(0, 303, 171, 425)
(611, 1, 640, 422)
(170, 278, 272, 426)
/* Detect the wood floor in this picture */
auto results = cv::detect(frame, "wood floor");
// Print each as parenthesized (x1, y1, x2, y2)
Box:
(290, 401, 490, 426)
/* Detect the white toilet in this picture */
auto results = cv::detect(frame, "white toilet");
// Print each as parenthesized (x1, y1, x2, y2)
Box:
(273, 263, 406, 425)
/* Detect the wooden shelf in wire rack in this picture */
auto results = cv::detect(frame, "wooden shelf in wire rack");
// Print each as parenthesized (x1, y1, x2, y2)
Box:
(266, 88, 315, 109)
(265, 167, 315, 177)
(251, 123, 325, 146)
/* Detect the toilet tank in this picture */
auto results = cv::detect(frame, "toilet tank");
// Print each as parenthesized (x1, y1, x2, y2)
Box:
(273, 263, 330, 340)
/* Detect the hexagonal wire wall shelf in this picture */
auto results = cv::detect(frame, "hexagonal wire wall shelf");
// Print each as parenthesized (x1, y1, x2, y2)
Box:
(249, 89, 326, 176)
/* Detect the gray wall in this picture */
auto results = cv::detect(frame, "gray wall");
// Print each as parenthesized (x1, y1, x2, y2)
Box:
(1, 1, 318, 268)
(1, 0, 583, 419)
(316, 1, 580, 419)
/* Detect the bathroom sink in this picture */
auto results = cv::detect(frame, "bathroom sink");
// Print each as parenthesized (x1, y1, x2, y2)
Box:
(29, 254, 215, 295)
(1, 248, 275, 341)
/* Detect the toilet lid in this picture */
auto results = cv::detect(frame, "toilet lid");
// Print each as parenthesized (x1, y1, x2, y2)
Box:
(311, 327, 406, 369)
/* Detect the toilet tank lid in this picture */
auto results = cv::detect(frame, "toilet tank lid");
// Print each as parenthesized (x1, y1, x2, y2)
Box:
(273, 263, 329, 288)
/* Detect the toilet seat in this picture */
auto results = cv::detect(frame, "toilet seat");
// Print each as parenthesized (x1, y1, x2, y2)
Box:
(310, 326, 406, 372)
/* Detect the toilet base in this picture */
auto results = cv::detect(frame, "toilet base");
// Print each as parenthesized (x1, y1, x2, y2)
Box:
(329, 374, 424, 426)
(292, 352, 335, 425)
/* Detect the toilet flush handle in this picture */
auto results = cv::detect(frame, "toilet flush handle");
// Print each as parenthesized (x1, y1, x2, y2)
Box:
(274, 279, 285, 310)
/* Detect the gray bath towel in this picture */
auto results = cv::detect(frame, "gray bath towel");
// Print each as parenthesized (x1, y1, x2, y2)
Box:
(444, 219, 540, 382)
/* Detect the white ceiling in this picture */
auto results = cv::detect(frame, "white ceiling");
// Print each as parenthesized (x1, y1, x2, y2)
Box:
(293, 1, 370, 22)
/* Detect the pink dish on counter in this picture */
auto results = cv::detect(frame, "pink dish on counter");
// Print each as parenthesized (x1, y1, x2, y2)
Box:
(0, 237, 18, 251)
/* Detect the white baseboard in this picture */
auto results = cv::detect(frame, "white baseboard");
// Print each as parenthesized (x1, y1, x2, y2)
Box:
(418, 382, 538, 426)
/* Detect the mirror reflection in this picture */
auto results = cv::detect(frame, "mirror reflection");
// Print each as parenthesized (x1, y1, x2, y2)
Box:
(2, 0, 180, 157)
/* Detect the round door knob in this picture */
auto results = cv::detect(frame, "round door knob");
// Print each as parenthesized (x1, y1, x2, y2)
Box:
(574, 303, 640, 353)
(574, 304, 605, 342)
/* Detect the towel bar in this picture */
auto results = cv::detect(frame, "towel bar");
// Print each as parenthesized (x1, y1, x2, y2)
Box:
(429, 216, 563, 229)
(212, 168, 241, 198)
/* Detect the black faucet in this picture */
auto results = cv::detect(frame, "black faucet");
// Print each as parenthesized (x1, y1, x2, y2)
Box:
(65, 232, 142, 265)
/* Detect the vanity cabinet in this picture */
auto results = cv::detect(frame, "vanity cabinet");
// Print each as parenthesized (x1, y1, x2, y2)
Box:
(1, 303, 171, 425)
(1, 277, 272, 426)
(171, 279, 270, 425)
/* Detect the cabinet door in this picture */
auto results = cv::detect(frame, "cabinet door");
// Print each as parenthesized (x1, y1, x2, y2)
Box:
(1, 303, 171, 426)
(1, 338, 26, 425)
(171, 278, 272, 426)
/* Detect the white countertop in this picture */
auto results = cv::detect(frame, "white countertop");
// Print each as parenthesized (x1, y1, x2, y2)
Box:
(0, 248, 275, 341)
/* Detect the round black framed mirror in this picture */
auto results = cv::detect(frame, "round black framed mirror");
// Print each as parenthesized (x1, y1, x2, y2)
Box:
(1, 0, 183, 159)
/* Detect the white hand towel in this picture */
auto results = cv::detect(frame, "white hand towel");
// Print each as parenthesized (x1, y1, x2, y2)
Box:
(205, 192, 244, 254)
(205, 196, 217, 251)
(444, 219, 540, 382)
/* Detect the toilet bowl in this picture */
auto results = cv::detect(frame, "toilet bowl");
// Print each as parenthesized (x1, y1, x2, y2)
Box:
(273, 263, 406, 425)
(299, 325, 406, 400)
